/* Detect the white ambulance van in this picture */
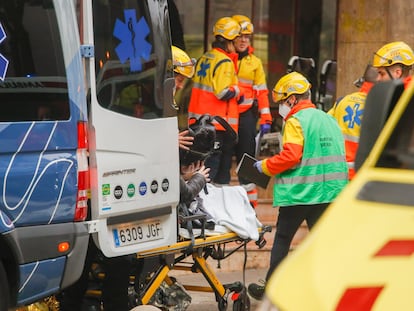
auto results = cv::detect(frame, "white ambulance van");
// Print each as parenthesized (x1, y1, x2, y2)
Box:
(0, 0, 179, 309)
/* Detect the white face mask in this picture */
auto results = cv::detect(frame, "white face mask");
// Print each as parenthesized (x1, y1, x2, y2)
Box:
(278, 103, 291, 118)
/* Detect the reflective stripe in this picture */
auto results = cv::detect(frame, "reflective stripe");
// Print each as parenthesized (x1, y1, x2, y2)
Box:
(244, 98, 254, 105)
(277, 171, 348, 185)
(211, 117, 238, 126)
(217, 86, 240, 99)
(234, 85, 240, 96)
(227, 117, 238, 125)
(300, 155, 346, 167)
(239, 77, 254, 85)
(245, 184, 258, 208)
(253, 84, 268, 91)
(260, 107, 270, 114)
(239, 98, 254, 106)
(193, 82, 214, 93)
(247, 192, 258, 200)
(348, 161, 355, 169)
(239, 103, 253, 109)
(217, 88, 230, 99)
(190, 113, 238, 128)
(343, 133, 359, 143)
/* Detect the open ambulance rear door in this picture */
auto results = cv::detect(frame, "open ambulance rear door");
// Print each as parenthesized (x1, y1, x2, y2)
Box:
(81, 0, 179, 257)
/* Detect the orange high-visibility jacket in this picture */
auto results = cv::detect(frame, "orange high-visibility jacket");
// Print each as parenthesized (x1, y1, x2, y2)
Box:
(237, 46, 272, 125)
(188, 48, 240, 132)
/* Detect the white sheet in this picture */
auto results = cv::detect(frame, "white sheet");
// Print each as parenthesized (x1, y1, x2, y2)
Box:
(199, 183, 262, 241)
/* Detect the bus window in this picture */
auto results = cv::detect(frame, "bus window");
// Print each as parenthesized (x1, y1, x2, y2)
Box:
(0, 1, 70, 122)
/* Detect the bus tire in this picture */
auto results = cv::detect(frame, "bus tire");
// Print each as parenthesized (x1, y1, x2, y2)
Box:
(0, 261, 9, 311)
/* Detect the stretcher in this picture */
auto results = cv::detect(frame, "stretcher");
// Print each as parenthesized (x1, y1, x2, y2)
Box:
(134, 224, 272, 311)
(19, 224, 271, 311)
(81, 199, 271, 311)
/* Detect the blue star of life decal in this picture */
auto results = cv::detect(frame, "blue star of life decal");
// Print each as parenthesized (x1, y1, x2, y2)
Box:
(343, 103, 363, 129)
(113, 9, 151, 72)
(197, 61, 210, 78)
(0, 23, 9, 81)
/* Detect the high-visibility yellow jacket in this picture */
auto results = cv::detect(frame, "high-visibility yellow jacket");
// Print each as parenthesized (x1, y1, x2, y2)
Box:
(188, 48, 240, 132)
(237, 46, 272, 125)
(328, 82, 373, 179)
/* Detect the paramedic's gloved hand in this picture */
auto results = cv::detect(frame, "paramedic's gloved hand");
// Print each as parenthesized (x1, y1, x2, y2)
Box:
(260, 123, 271, 134)
(237, 94, 245, 105)
(254, 161, 263, 173)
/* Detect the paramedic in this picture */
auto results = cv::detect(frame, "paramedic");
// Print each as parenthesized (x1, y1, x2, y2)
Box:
(187, 16, 241, 185)
(328, 64, 377, 179)
(232, 14, 272, 206)
(372, 41, 414, 87)
(248, 72, 348, 300)
(172, 45, 197, 150)
(172, 45, 196, 102)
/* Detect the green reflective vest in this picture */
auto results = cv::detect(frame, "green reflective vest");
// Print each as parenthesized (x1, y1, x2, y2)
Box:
(274, 108, 348, 207)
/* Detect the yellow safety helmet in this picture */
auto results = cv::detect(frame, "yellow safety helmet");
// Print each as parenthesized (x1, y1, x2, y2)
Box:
(372, 41, 414, 67)
(172, 46, 195, 79)
(213, 17, 241, 40)
(272, 71, 311, 103)
(232, 15, 254, 35)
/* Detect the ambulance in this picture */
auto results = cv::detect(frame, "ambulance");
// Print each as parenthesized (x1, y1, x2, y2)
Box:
(260, 79, 414, 310)
(0, 0, 179, 309)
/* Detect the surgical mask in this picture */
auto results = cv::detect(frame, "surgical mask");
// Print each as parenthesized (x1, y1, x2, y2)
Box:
(278, 103, 291, 118)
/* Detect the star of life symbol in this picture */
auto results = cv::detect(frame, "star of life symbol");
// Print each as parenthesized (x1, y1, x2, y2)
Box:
(343, 103, 363, 129)
(197, 61, 210, 78)
(113, 9, 152, 72)
(0, 23, 9, 81)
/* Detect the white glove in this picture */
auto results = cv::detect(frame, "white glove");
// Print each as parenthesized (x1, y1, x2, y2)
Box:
(254, 161, 263, 173)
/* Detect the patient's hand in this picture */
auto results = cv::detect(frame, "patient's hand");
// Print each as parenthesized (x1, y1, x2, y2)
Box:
(197, 165, 210, 183)
(181, 161, 210, 182)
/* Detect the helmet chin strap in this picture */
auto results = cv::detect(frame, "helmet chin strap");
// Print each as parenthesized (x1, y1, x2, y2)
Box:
(385, 67, 394, 80)
(385, 65, 403, 80)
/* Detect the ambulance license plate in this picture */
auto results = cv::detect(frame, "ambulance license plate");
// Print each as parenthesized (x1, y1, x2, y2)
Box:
(113, 220, 163, 247)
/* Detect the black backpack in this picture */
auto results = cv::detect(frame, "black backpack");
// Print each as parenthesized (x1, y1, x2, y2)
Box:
(179, 114, 237, 166)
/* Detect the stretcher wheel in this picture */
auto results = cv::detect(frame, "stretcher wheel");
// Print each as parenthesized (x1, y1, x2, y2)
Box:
(232, 289, 250, 311)
(218, 297, 228, 311)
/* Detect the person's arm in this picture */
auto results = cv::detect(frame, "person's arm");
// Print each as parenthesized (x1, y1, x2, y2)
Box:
(254, 57, 272, 126)
(261, 118, 304, 176)
(180, 165, 210, 205)
(213, 59, 240, 101)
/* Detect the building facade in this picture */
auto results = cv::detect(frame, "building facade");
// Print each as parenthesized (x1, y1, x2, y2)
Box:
(173, 0, 414, 113)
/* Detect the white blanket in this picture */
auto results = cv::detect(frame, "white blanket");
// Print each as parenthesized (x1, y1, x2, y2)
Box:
(199, 183, 262, 241)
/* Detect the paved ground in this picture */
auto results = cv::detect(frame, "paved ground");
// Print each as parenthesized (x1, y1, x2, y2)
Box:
(168, 268, 267, 311)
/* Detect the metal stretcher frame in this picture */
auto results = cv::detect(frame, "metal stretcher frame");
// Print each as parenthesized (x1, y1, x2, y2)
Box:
(135, 225, 272, 310)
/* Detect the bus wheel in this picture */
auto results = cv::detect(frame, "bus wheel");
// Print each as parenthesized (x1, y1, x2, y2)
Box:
(0, 261, 9, 311)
